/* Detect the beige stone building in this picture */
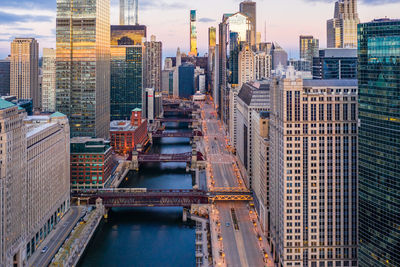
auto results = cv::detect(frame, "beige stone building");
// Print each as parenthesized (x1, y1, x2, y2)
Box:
(269, 70, 358, 266)
(10, 38, 39, 109)
(144, 35, 162, 93)
(238, 44, 255, 88)
(254, 51, 271, 80)
(41, 48, 56, 112)
(0, 99, 70, 266)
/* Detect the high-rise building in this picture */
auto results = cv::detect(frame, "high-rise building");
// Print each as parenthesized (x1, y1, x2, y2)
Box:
(269, 72, 358, 266)
(10, 38, 39, 108)
(144, 35, 162, 92)
(208, 27, 217, 92)
(120, 0, 138, 25)
(327, 0, 359, 48)
(254, 51, 271, 80)
(110, 25, 146, 121)
(358, 19, 400, 267)
(190, 10, 198, 56)
(313, 48, 357, 80)
(299, 35, 319, 65)
(271, 42, 288, 70)
(179, 62, 195, 99)
(238, 44, 255, 87)
(0, 57, 10, 96)
(240, 0, 257, 47)
(56, 0, 111, 138)
(0, 101, 70, 265)
(42, 48, 56, 112)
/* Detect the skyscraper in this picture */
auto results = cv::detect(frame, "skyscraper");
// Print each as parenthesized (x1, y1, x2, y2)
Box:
(10, 38, 39, 108)
(271, 42, 288, 69)
(0, 57, 10, 96)
(299, 35, 319, 66)
(120, 0, 138, 25)
(56, 0, 110, 138)
(358, 19, 400, 267)
(190, 10, 198, 56)
(179, 62, 195, 98)
(42, 48, 56, 112)
(269, 70, 358, 266)
(254, 51, 271, 80)
(238, 44, 255, 87)
(327, 0, 359, 48)
(240, 0, 257, 47)
(144, 35, 162, 92)
(312, 48, 357, 80)
(208, 27, 217, 92)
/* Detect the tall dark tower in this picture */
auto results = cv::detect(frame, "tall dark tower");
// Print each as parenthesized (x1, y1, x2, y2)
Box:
(239, 0, 256, 47)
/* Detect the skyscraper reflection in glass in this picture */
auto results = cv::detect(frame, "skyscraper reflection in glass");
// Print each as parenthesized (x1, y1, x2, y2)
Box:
(358, 19, 400, 267)
(56, 0, 110, 138)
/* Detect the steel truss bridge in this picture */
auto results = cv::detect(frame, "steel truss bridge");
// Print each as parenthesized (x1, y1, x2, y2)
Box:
(137, 152, 204, 163)
(151, 130, 203, 138)
(72, 188, 253, 208)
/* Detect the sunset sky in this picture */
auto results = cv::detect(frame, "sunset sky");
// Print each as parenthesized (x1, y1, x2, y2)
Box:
(0, 0, 399, 59)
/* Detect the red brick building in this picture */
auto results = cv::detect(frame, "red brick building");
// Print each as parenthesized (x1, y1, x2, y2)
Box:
(110, 108, 148, 155)
(70, 138, 116, 189)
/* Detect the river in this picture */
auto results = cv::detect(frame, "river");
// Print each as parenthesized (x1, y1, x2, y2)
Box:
(78, 123, 196, 267)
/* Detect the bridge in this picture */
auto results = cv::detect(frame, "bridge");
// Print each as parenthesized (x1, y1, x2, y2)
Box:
(72, 189, 209, 208)
(163, 107, 196, 114)
(151, 130, 203, 138)
(136, 152, 204, 163)
(72, 188, 253, 208)
(156, 118, 196, 123)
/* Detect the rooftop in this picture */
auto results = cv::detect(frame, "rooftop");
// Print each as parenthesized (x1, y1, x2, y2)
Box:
(303, 79, 358, 87)
(238, 81, 270, 107)
(0, 99, 15, 110)
(110, 120, 144, 132)
(70, 137, 111, 154)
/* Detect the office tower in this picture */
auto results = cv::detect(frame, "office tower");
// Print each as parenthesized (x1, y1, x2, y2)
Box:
(41, 48, 56, 112)
(229, 32, 240, 85)
(208, 27, 217, 92)
(240, 0, 257, 47)
(255, 51, 271, 80)
(271, 42, 288, 69)
(144, 35, 162, 92)
(0, 101, 70, 265)
(143, 88, 162, 121)
(110, 25, 146, 46)
(120, 0, 138, 25)
(0, 57, 10, 96)
(173, 48, 182, 97)
(269, 72, 358, 266)
(165, 58, 173, 70)
(313, 48, 357, 80)
(235, 81, 270, 187)
(179, 62, 195, 98)
(56, 0, 110, 138)
(213, 44, 220, 109)
(189, 10, 198, 56)
(70, 137, 115, 189)
(299, 35, 319, 65)
(238, 44, 255, 87)
(251, 110, 270, 233)
(289, 58, 312, 72)
(10, 38, 39, 108)
(219, 12, 251, 122)
(162, 70, 174, 96)
(327, 0, 359, 48)
(358, 19, 400, 267)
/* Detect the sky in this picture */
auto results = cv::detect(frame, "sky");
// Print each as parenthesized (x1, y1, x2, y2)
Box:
(0, 0, 400, 59)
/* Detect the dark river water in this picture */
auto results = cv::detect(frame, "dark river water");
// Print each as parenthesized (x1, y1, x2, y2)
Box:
(78, 124, 196, 267)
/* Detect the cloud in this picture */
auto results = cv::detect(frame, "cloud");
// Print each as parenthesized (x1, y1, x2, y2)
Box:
(1, 0, 56, 10)
(0, 11, 53, 24)
(139, 0, 189, 10)
(303, 0, 400, 5)
(198, 17, 216, 23)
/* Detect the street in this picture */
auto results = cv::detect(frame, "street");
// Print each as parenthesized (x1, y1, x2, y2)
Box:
(201, 100, 273, 267)
(29, 206, 84, 267)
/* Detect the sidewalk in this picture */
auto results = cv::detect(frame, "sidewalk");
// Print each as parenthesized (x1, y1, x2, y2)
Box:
(28, 206, 84, 267)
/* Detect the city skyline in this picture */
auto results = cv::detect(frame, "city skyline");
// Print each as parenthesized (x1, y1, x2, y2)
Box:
(1, 0, 400, 59)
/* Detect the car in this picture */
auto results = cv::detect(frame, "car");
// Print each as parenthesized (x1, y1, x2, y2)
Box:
(41, 246, 48, 253)
(226, 222, 230, 227)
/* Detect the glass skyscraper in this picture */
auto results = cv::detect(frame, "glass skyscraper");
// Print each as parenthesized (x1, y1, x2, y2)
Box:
(56, 0, 110, 138)
(358, 19, 400, 267)
(190, 10, 197, 56)
(110, 25, 146, 121)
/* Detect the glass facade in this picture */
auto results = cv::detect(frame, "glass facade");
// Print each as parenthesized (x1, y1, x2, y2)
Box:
(190, 10, 197, 56)
(179, 63, 195, 99)
(358, 19, 400, 267)
(313, 49, 357, 80)
(56, 0, 110, 138)
(0, 59, 10, 96)
(110, 45, 144, 121)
